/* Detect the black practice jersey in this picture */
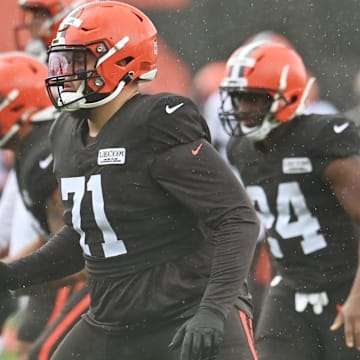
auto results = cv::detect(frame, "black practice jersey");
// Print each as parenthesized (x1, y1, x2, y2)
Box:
(15, 120, 58, 235)
(49, 93, 258, 331)
(228, 114, 360, 292)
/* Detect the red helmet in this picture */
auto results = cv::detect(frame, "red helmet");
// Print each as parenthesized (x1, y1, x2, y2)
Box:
(219, 42, 314, 140)
(0, 52, 52, 147)
(46, 1, 158, 111)
(15, 0, 93, 58)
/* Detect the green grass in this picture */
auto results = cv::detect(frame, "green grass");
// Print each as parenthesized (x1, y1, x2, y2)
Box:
(0, 352, 16, 360)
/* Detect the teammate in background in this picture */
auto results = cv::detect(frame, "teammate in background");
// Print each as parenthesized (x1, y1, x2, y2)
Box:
(0, 52, 88, 360)
(214, 31, 339, 330)
(219, 41, 360, 359)
(0, 2, 260, 360)
(14, 0, 88, 63)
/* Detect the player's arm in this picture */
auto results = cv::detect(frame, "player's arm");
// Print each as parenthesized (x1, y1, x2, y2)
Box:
(12, 269, 88, 296)
(151, 140, 260, 315)
(0, 225, 84, 291)
(2, 236, 46, 262)
(148, 95, 259, 360)
(151, 140, 259, 360)
(325, 154, 360, 351)
(4, 187, 86, 296)
(45, 187, 87, 278)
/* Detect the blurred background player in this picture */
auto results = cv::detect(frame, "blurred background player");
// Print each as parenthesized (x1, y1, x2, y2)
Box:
(0, 52, 88, 360)
(219, 41, 360, 359)
(14, 0, 88, 62)
(197, 31, 339, 330)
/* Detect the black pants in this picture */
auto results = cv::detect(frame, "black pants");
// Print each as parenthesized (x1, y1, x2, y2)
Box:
(255, 280, 360, 360)
(51, 307, 258, 360)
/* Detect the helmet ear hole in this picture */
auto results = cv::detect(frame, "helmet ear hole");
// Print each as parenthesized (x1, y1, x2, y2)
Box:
(11, 105, 24, 112)
(116, 57, 134, 67)
(290, 95, 298, 104)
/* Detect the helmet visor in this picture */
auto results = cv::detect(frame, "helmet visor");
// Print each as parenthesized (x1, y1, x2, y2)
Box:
(48, 49, 87, 78)
(46, 49, 93, 109)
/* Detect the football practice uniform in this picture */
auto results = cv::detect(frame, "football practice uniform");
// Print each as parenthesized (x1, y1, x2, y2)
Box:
(228, 114, 360, 359)
(25, 92, 260, 360)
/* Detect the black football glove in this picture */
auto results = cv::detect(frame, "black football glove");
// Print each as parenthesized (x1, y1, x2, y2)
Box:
(168, 308, 225, 360)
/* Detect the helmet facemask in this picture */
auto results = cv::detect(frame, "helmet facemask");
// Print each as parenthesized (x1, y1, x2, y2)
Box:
(46, 46, 109, 111)
(219, 89, 287, 142)
(46, 39, 140, 112)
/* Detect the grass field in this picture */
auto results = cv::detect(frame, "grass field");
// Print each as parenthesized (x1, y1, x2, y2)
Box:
(0, 352, 16, 360)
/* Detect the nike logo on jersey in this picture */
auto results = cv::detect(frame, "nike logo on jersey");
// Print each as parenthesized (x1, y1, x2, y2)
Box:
(165, 102, 184, 114)
(98, 148, 126, 165)
(39, 154, 53, 169)
(192, 143, 203, 156)
(333, 122, 349, 133)
(282, 157, 312, 174)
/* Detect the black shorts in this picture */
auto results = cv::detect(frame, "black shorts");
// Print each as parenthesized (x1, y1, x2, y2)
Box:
(255, 279, 360, 360)
(29, 281, 90, 360)
(51, 307, 258, 360)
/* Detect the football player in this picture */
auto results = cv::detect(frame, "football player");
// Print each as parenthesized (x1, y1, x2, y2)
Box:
(0, 2, 260, 360)
(0, 52, 88, 360)
(219, 41, 360, 359)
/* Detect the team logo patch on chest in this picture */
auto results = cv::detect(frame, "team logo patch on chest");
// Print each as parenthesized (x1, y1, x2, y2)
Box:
(282, 157, 312, 174)
(97, 148, 126, 165)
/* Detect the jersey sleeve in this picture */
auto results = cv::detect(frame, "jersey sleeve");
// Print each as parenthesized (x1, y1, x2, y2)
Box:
(6, 225, 84, 290)
(147, 94, 211, 152)
(149, 140, 259, 317)
(310, 117, 360, 176)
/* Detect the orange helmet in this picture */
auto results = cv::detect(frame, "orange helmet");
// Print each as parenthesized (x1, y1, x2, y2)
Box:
(219, 42, 314, 140)
(0, 52, 52, 147)
(46, 1, 158, 111)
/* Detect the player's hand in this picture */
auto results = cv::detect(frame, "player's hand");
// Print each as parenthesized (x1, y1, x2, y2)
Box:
(168, 308, 225, 360)
(330, 293, 360, 350)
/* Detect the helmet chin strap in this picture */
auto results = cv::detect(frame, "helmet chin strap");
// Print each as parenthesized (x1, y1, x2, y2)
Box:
(58, 74, 132, 112)
(58, 81, 86, 112)
(241, 115, 281, 142)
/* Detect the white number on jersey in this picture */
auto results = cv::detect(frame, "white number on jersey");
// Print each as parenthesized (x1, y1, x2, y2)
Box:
(246, 182, 327, 258)
(61, 175, 127, 258)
